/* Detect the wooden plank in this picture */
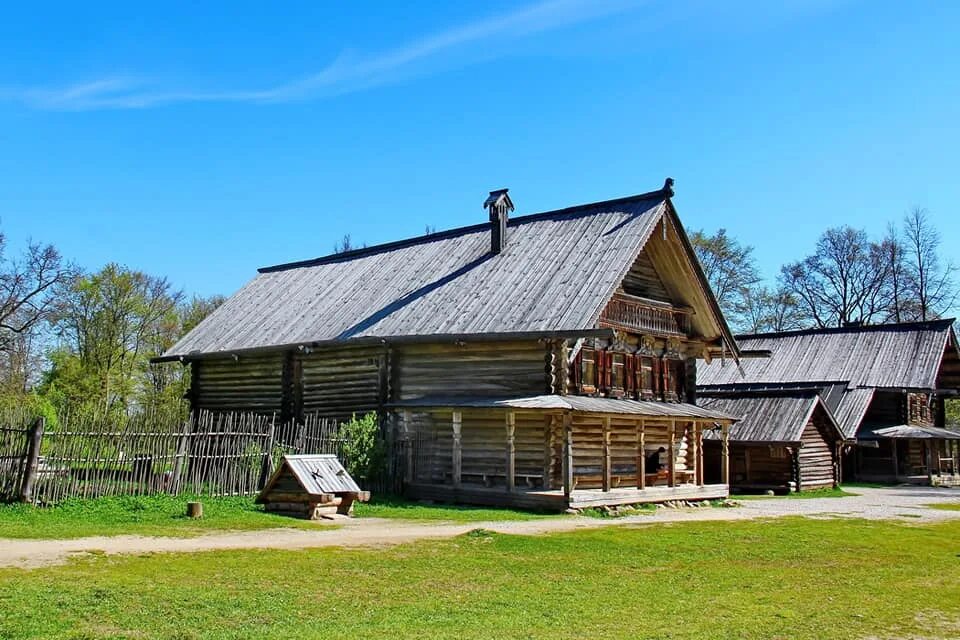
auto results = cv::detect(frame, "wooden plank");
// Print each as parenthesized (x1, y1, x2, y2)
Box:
(505, 411, 516, 493)
(402, 410, 414, 485)
(452, 411, 462, 489)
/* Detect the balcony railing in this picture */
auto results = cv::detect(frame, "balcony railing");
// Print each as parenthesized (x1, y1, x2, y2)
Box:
(599, 293, 691, 336)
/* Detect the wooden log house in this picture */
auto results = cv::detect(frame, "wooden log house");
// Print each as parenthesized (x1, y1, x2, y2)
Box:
(155, 179, 742, 510)
(698, 321, 960, 488)
(699, 390, 844, 492)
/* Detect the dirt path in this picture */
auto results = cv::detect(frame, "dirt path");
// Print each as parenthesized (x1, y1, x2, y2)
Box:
(2, 486, 958, 569)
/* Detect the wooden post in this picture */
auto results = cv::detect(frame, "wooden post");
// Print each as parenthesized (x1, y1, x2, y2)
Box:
(257, 415, 277, 490)
(637, 419, 646, 490)
(562, 413, 573, 499)
(792, 447, 802, 493)
(891, 438, 899, 479)
(542, 415, 555, 490)
(402, 410, 414, 485)
(602, 416, 611, 492)
(721, 423, 730, 487)
(696, 423, 705, 486)
(926, 442, 934, 485)
(452, 411, 462, 489)
(18, 417, 45, 504)
(689, 421, 697, 487)
(505, 411, 516, 493)
(667, 419, 676, 488)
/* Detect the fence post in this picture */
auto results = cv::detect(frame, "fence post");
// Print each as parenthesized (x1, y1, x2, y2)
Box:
(19, 417, 45, 504)
(170, 414, 194, 495)
(258, 415, 277, 490)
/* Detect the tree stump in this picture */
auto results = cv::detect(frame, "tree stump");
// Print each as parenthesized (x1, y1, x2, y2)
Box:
(187, 501, 203, 519)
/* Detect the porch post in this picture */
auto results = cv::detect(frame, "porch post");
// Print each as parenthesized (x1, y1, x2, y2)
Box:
(891, 438, 899, 479)
(668, 419, 676, 488)
(637, 419, 646, 490)
(505, 411, 516, 493)
(452, 411, 462, 489)
(721, 423, 730, 487)
(696, 422, 704, 486)
(562, 413, 573, 499)
(926, 441, 934, 485)
(689, 421, 697, 486)
(602, 416, 612, 492)
(542, 415, 555, 490)
(402, 410, 414, 485)
(792, 447, 802, 493)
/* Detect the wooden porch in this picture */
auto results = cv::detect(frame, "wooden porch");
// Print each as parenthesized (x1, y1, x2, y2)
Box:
(392, 396, 734, 511)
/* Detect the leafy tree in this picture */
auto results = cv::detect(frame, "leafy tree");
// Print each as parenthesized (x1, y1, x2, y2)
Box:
(690, 228, 762, 332)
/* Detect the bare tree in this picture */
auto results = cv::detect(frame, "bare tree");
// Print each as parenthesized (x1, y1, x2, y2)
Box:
(880, 222, 909, 323)
(740, 286, 805, 334)
(901, 207, 957, 321)
(0, 234, 74, 355)
(780, 226, 892, 328)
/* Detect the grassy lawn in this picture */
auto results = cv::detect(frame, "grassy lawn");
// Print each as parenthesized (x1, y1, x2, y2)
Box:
(354, 495, 557, 522)
(926, 502, 960, 511)
(0, 495, 324, 540)
(0, 494, 557, 540)
(0, 517, 958, 639)
(737, 486, 858, 500)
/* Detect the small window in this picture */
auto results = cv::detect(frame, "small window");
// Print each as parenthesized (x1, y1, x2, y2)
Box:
(770, 446, 787, 459)
(611, 353, 626, 389)
(639, 357, 654, 397)
(581, 348, 597, 391)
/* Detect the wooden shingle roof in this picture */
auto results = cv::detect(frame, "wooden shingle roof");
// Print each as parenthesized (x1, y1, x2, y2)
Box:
(160, 184, 737, 360)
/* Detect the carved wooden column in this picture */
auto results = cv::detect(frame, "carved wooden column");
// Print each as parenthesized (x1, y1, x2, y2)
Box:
(721, 423, 730, 487)
(506, 411, 516, 493)
(452, 411, 462, 489)
(637, 419, 646, 490)
(668, 419, 676, 488)
(562, 413, 573, 499)
(602, 416, 612, 492)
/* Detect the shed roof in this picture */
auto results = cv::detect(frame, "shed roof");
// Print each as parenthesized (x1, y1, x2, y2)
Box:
(256, 454, 361, 502)
(699, 390, 843, 444)
(698, 320, 958, 391)
(160, 184, 737, 360)
(862, 425, 960, 440)
(390, 394, 738, 421)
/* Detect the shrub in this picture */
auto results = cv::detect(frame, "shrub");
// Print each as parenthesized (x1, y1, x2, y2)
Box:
(339, 412, 385, 484)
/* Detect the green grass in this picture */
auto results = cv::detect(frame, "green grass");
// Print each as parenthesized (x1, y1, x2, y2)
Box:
(353, 495, 558, 522)
(0, 494, 557, 540)
(737, 486, 858, 500)
(926, 502, 960, 511)
(0, 495, 322, 539)
(0, 518, 958, 639)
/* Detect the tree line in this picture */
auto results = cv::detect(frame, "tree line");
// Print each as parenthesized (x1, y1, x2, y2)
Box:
(0, 232, 223, 421)
(692, 207, 957, 334)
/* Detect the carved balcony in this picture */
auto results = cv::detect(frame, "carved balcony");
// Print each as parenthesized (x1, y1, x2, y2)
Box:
(598, 293, 692, 337)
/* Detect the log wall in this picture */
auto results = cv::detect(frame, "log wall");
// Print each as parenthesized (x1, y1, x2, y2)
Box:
(798, 413, 838, 489)
(392, 341, 550, 400)
(192, 355, 285, 413)
(298, 345, 385, 420)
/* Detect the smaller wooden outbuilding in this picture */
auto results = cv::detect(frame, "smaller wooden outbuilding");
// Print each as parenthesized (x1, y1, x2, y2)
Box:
(700, 389, 846, 492)
(256, 455, 370, 519)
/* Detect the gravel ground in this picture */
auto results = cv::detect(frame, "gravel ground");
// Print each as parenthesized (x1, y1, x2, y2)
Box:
(1, 485, 958, 569)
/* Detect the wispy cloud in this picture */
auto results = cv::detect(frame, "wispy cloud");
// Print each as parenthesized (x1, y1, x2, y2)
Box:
(1, 0, 642, 110)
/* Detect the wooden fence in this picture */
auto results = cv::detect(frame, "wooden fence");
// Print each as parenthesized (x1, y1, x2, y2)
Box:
(0, 410, 361, 505)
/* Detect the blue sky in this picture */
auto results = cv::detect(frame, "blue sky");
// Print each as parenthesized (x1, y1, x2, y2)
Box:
(1, 0, 958, 303)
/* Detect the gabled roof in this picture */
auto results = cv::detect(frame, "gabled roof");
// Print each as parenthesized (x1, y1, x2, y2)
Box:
(700, 389, 844, 444)
(160, 184, 738, 360)
(256, 454, 361, 502)
(698, 320, 958, 391)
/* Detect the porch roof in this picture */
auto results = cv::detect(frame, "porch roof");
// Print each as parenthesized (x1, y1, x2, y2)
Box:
(862, 425, 960, 440)
(388, 394, 738, 422)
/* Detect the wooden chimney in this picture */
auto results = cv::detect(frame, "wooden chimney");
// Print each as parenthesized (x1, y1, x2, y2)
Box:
(483, 188, 514, 254)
